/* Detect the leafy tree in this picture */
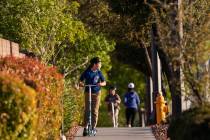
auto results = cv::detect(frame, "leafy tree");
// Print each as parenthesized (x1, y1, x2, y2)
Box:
(0, 0, 87, 63)
(0, 0, 115, 80)
(78, 0, 151, 45)
(150, 0, 210, 106)
(181, 0, 210, 105)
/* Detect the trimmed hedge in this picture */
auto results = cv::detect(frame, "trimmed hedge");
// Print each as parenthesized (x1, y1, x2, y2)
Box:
(0, 72, 37, 140)
(0, 57, 64, 139)
(63, 87, 83, 132)
(168, 105, 210, 140)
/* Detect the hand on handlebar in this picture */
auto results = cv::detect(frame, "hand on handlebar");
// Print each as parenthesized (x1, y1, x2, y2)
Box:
(79, 82, 85, 87)
(97, 81, 106, 86)
(97, 82, 102, 86)
(75, 82, 85, 90)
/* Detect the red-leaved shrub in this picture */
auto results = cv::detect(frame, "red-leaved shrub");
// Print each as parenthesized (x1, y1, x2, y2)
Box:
(0, 57, 64, 139)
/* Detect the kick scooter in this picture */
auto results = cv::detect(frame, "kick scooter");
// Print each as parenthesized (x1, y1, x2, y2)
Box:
(85, 84, 97, 136)
(111, 102, 116, 127)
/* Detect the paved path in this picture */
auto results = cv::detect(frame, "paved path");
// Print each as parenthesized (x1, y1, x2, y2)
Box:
(74, 127, 156, 140)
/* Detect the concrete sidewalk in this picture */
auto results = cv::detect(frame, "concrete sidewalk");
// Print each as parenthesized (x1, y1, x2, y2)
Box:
(74, 127, 156, 140)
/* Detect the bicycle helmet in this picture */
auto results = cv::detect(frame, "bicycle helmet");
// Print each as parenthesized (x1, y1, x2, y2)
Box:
(128, 83, 135, 88)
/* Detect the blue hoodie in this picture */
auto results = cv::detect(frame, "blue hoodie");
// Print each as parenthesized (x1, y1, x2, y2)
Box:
(124, 91, 140, 109)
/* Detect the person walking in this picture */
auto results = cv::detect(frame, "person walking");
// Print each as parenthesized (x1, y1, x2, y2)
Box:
(124, 82, 140, 127)
(79, 57, 106, 136)
(105, 85, 121, 127)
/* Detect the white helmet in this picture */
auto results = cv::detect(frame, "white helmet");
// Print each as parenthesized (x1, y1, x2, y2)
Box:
(128, 83, 135, 88)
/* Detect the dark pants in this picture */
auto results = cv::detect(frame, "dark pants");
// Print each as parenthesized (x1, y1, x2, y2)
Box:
(125, 108, 137, 127)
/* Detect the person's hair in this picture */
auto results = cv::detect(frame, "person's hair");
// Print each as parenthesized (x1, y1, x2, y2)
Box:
(109, 85, 116, 90)
(89, 57, 101, 68)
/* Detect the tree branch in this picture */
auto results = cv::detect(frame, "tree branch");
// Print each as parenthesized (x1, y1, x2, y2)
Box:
(64, 57, 89, 77)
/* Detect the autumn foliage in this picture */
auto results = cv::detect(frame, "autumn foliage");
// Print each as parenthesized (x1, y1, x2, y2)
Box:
(0, 57, 64, 139)
(0, 72, 37, 140)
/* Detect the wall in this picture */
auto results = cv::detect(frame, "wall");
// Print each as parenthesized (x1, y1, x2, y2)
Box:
(0, 38, 25, 57)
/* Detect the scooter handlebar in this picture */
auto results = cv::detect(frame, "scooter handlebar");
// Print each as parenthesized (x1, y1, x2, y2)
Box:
(85, 84, 97, 87)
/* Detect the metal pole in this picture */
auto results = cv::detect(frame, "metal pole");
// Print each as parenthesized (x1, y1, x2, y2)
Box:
(146, 76, 153, 125)
(89, 86, 92, 127)
(61, 88, 66, 140)
(111, 102, 116, 127)
(141, 109, 145, 127)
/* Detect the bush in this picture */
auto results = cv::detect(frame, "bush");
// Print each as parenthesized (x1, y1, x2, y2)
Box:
(64, 87, 83, 132)
(0, 57, 64, 139)
(0, 72, 37, 140)
(168, 105, 210, 140)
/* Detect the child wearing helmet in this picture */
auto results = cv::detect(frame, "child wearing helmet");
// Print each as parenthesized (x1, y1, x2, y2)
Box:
(105, 85, 121, 127)
(124, 82, 140, 127)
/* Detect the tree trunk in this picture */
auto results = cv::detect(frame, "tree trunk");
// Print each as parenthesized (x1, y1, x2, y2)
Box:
(158, 48, 182, 116)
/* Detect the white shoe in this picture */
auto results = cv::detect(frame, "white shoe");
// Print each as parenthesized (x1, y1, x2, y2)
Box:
(61, 135, 66, 140)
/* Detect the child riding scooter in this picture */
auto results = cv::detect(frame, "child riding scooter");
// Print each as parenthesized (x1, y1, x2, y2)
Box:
(79, 57, 106, 136)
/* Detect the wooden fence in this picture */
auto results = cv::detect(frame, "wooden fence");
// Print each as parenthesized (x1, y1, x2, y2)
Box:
(0, 38, 25, 57)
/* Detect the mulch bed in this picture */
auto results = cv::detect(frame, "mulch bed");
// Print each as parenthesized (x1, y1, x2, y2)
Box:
(151, 124, 169, 140)
(65, 125, 81, 140)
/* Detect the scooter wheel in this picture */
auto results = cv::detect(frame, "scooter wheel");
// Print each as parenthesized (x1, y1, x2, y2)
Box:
(87, 126, 92, 136)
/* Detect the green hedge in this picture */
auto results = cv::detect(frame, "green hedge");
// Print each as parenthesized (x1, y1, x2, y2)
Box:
(0, 73, 37, 140)
(168, 105, 210, 140)
(64, 87, 83, 132)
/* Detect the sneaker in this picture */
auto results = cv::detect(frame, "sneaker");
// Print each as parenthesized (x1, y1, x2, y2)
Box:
(92, 128, 97, 136)
(83, 128, 88, 136)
